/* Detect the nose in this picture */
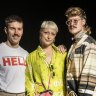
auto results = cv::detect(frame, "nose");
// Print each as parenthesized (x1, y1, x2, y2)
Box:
(48, 34, 51, 39)
(70, 20, 75, 26)
(14, 29, 19, 34)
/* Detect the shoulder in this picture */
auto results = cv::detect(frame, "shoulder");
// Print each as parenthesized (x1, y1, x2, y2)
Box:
(61, 51, 67, 58)
(81, 35, 96, 50)
(56, 49, 67, 59)
(26, 49, 38, 59)
(19, 46, 29, 55)
(84, 35, 96, 45)
(0, 42, 5, 47)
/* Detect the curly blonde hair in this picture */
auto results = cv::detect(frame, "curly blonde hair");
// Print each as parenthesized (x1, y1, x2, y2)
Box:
(65, 7, 91, 34)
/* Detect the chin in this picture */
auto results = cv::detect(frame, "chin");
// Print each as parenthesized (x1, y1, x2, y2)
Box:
(43, 44, 52, 47)
(12, 41, 19, 45)
(70, 31, 78, 35)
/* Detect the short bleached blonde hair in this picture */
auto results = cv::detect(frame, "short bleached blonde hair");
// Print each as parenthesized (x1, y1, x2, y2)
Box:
(40, 21, 58, 33)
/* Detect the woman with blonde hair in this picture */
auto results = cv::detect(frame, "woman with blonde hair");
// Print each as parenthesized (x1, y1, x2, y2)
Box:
(25, 21, 67, 96)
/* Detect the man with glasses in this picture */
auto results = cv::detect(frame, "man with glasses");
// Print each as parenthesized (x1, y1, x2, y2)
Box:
(65, 7, 96, 96)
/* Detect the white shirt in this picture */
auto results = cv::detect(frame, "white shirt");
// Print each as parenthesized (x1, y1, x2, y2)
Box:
(0, 42, 28, 93)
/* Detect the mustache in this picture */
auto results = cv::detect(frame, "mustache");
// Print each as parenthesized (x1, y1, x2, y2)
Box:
(70, 25, 77, 29)
(13, 34, 20, 37)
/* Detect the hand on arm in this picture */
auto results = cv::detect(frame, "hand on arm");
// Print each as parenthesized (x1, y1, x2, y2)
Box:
(57, 44, 67, 54)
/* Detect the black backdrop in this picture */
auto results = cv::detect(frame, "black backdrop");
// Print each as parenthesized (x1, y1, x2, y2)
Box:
(0, 0, 96, 52)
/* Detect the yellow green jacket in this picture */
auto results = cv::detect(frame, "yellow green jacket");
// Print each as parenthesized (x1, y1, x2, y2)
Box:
(25, 45, 67, 96)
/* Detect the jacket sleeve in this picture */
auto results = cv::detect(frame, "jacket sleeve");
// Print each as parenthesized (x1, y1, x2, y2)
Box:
(25, 56, 35, 96)
(78, 44, 96, 96)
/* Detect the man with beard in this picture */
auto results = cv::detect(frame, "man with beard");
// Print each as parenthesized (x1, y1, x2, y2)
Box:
(0, 15, 28, 96)
(65, 7, 96, 96)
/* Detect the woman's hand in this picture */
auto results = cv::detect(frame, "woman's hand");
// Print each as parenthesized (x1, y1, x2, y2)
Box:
(58, 44, 67, 54)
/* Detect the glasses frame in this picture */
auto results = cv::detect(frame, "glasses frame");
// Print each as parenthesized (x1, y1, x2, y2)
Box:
(66, 18, 82, 26)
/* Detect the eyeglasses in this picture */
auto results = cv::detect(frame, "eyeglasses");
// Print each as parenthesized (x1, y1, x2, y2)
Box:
(49, 64, 55, 78)
(66, 18, 82, 25)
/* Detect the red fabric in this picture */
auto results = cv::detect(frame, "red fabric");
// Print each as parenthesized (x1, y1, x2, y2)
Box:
(44, 92, 52, 96)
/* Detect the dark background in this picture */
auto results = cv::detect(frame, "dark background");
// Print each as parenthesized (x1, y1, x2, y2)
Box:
(0, 0, 96, 52)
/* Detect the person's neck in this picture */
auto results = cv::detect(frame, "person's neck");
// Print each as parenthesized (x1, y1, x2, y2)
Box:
(5, 41, 19, 48)
(74, 31, 85, 42)
(42, 45, 53, 64)
(42, 45, 53, 53)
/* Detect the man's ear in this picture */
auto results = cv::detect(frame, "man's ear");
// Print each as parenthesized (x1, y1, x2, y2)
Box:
(4, 27, 7, 34)
(82, 18, 86, 26)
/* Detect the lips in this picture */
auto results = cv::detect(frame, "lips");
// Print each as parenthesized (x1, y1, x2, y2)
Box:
(13, 35, 19, 39)
(46, 39, 53, 42)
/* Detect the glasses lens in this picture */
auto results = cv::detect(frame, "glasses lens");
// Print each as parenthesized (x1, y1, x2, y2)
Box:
(66, 19, 81, 25)
(66, 21, 69, 25)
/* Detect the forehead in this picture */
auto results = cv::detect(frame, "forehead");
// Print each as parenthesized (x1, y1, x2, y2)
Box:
(68, 16, 81, 20)
(8, 21, 23, 27)
(42, 28, 56, 33)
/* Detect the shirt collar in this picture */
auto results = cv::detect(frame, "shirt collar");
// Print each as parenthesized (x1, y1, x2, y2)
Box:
(37, 44, 58, 58)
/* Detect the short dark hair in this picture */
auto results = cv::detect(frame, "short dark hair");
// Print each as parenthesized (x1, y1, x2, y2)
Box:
(5, 15, 23, 27)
